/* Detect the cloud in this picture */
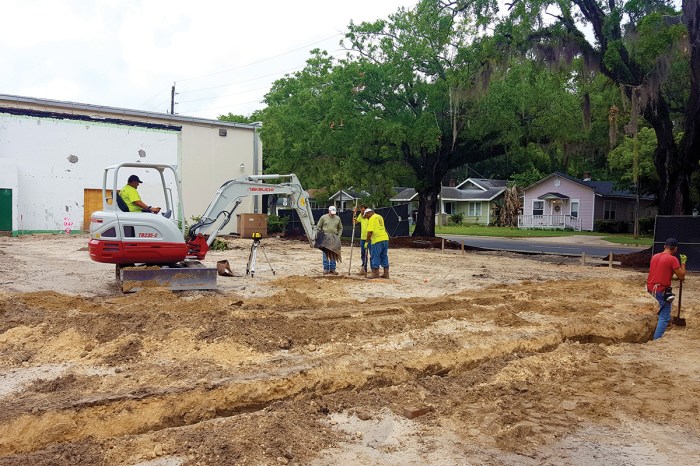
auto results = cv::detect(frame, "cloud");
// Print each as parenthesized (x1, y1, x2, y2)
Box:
(1, 0, 416, 118)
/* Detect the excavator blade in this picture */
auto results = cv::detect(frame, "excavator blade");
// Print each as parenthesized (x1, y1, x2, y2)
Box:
(119, 262, 217, 292)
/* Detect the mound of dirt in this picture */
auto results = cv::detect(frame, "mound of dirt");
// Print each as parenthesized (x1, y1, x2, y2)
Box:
(615, 247, 652, 269)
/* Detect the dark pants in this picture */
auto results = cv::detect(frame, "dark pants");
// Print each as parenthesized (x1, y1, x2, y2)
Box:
(359, 239, 368, 270)
(369, 240, 389, 269)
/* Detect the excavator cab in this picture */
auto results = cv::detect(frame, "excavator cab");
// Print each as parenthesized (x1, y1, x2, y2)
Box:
(89, 163, 188, 265)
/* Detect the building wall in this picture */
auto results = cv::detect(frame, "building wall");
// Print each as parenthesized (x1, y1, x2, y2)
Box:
(0, 95, 261, 236)
(452, 201, 490, 225)
(179, 124, 260, 228)
(0, 112, 179, 234)
(524, 177, 596, 230)
(595, 197, 657, 224)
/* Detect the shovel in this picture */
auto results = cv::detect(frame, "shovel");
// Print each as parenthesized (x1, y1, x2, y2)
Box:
(671, 281, 686, 326)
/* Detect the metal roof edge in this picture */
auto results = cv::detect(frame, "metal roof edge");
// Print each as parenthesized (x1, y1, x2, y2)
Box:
(0, 93, 260, 130)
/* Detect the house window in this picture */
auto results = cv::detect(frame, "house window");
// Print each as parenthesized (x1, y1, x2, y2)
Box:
(444, 202, 455, 214)
(533, 200, 544, 216)
(570, 200, 579, 218)
(604, 201, 616, 220)
(467, 202, 481, 216)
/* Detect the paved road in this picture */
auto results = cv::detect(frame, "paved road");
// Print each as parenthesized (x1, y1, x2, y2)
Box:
(439, 235, 647, 258)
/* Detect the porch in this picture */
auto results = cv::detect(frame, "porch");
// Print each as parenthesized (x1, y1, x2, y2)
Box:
(518, 214, 582, 231)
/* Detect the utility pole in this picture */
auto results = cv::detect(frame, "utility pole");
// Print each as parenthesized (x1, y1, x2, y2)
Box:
(170, 82, 177, 114)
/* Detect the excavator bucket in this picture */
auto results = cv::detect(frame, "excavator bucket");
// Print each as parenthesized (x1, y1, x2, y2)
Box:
(314, 231, 342, 263)
(119, 262, 217, 293)
(216, 260, 238, 277)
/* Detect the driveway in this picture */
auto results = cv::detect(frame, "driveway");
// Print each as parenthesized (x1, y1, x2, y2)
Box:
(438, 234, 648, 258)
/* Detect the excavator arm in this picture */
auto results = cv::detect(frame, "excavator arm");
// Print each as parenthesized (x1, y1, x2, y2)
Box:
(186, 174, 317, 259)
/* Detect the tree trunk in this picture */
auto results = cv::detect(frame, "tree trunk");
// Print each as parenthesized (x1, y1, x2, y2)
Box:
(683, 0, 700, 212)
(412, 186, 440, 237)
(645, 95, 692, 214)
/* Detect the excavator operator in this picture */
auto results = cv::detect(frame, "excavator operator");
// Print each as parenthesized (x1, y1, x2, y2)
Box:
(120, 175, 161, 214)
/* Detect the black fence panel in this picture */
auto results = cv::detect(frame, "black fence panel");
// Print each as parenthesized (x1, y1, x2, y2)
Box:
(280, 203, 409, 239)
(653, 215, 700, 271)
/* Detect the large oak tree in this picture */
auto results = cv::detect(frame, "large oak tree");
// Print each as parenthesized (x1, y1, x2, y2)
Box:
(487, 0, 699, 213)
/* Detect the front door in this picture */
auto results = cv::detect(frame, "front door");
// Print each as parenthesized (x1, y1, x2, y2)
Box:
(0, 188, 11, 231)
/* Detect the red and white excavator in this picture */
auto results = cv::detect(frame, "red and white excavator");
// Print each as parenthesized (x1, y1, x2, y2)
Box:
(88, 162, 318, 291)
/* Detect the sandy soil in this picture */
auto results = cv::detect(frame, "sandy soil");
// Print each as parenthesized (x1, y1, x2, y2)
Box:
(0, 234, 698, 465)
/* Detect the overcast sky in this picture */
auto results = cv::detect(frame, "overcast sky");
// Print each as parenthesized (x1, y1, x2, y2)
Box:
(1, 0, 417, 120)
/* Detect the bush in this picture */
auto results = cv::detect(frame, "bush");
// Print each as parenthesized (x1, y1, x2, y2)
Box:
(449, 212, 464, 225)
(184, 216, 229, 251)
(594, 219, 628, 233)
(267, 214, 290, 234)
(638, 217, 655, 235)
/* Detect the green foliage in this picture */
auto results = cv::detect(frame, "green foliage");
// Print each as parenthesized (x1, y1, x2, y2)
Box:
(218, 113, 257, 124)
(638, 216, 656, 235)
(607, 127, 658, 188)
(184, 216, 229, 251)
(260, 1, 508, 236)
(267, 214, 289, 234)
(449, 212, 464, 225)
(594, 219, 629, 234)
(510, 167, 545, 187)
(633, 12, 687, 71)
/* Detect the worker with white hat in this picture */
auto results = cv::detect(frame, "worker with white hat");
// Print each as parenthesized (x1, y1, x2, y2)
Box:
(317, 205, 343, 275)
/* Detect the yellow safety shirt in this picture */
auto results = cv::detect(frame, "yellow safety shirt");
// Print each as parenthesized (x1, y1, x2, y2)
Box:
(120, 184, 143, 212)
(367, 213, 389, 243)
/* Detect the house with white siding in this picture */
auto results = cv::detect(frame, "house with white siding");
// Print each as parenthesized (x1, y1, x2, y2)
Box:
(390, 178, 508, 225)
(519, 172, 656, 231)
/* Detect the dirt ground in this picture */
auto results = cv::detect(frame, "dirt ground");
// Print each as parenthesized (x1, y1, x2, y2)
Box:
(1, 233, 699, 466)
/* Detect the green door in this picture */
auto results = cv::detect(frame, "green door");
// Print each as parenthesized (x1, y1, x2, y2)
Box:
(0, 188, 11, 231)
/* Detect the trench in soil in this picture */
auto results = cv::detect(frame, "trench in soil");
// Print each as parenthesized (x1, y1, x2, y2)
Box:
(0, 315, 653, 457)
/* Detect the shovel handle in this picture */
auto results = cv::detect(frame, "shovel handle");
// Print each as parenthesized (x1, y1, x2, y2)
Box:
(677, 280, 683, 318)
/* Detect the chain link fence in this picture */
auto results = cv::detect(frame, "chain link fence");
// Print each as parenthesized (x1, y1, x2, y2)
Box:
(280, 203, 410, 239)
(653, 215, 700, 271)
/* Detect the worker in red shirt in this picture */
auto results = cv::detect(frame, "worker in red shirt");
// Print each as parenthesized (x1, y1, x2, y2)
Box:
(647, 237, 687, 339)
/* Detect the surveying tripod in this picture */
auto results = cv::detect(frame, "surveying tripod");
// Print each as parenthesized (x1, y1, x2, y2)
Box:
(246, 232, 276, 278)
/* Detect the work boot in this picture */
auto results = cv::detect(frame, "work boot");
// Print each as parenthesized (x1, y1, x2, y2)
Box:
(357, 267, 367, 277)
(323, 270, 330, 275)
(330, 270, 339, 275)
(381, 267, 389, 279)
(368, 268, 381, 279)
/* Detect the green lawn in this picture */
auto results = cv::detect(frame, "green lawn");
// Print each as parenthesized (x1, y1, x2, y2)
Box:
(429, 224, 653, 246)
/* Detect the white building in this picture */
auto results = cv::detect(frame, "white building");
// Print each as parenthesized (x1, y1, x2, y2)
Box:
(0, 94, 262, 236)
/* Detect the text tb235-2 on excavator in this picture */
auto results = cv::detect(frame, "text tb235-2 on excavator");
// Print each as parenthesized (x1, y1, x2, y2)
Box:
(88, 162, 318, 292)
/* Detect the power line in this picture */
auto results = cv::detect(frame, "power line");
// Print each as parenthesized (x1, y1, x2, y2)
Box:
(144, 97, 172, 113)
(178, 85, 270, 104)
(178, 66, 303, 95)
(177, 32, 343, 83)
(137, 86, 170, 108)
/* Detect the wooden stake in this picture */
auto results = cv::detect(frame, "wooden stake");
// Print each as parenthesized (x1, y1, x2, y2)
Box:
(581, 252, 586, 266)
(441, 238, 445, 253)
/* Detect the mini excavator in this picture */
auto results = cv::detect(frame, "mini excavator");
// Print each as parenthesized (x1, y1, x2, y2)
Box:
(88, 162, 319, 292)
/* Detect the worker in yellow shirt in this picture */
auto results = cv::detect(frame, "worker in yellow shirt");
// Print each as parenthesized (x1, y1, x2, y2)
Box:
(119, 175, 161, 214)
(364, 208, 390, 279)
(353, 204, 369, 276)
